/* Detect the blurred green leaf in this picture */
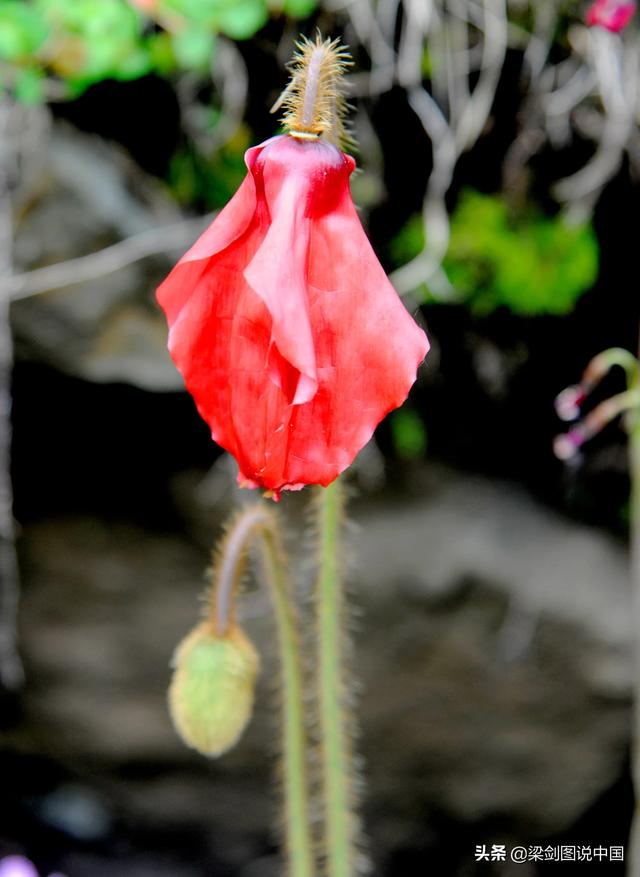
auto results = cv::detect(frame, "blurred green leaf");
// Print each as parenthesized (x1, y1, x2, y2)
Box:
(391, 409, 428, 460)
(163, 0, 222, 25)
(162, 0, 267, 38)
(171, 26, 215, 69)
(392, 191, 599, 316)
(281, 0, 317, 17)
(0, 0, 276, 90)
(34, 0, 151, 89)
(168, 125, 250, 208)
(148, 31, 177, 74)
(421, 47, 432, 77)
(14, 66, 45, 103)
(390, 213, 425, 266)
(215, 0, 268, 39)
(0, 2, 49, 60)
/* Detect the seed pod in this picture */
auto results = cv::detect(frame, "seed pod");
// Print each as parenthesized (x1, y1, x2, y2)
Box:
(168, 621, 259, 757)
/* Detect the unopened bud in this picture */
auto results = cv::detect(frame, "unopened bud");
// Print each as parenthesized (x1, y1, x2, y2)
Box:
(553, 428, 585, 461)
(555, 385, 585, 422)
(168, 621, 259, 757)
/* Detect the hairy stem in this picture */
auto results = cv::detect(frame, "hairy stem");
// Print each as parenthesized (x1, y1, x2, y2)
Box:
(629, 358, 640, 874)
(0, 102, 23, 692)
(213, 504, 268, 636)
(259, 526, 315, 877)
(211, 504, 314, 877)
(315, 479, 357, 877)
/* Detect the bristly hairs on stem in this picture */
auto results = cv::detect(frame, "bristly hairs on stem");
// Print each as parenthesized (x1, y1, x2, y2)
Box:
(271, 33, 354, 151)
(310, 479, 369, 876)
(208, 503, 272, 636)
(199, 502, 316, 876)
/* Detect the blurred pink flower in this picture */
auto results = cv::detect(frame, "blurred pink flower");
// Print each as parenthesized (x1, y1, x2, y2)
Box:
(0, 858, 37, 877)
(586, 0, 636, 31)
(128, 0, 158, 11)
(0, 857, 65, 877)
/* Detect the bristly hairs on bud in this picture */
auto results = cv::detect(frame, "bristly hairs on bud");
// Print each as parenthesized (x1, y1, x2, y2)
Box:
(169, 501, 316, 875)
(271, 33, 354, 151)
(167, 505, 272, 758)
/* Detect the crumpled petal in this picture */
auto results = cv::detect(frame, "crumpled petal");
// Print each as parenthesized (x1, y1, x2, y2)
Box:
(157, 135, 428, 494)
(275, 172, 429, 487)
(157, 142, 264, 328)
(244, 175, 317, 405)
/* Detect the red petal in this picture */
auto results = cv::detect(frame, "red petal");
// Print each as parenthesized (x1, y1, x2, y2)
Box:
(157, 136, 428, 493)
(244, 175, 317, 405)
(275, 181, 429, 487)
(157, 142, 267, 325)
(156, 138, 305, 482)
(586, 0, 636, 29)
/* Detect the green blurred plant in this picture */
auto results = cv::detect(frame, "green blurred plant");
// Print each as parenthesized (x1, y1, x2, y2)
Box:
(392, 190, 599, 316)
(169, 126, 250, 208)
(0, 0, 317, 101)
(391, 408, 428, 461)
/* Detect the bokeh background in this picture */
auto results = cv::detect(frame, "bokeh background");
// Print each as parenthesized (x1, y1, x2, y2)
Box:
(0, 0, 637, 874)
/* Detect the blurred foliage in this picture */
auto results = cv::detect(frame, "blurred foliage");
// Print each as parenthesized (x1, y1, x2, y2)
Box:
(0, 0, 317, 99)
(391, 409, 428, 461)
(392, 190, 599, 316)
(169, 126, 250, 208)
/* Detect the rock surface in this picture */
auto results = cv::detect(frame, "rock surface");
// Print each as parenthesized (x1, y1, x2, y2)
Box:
(5, 466, 632, 874)
(352, 470, 631, 837)
(9, 123, 198, 392)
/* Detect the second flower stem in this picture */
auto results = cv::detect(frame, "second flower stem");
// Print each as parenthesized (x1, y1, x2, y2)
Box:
(213, 504, 314, 877)
(316, 479, 355, 877)
(259, 525, 315, 877)
(627, 356, 640, 876)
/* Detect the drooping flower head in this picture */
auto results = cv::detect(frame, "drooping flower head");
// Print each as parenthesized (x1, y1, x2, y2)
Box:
(157, 35, 429, 498)
(586, 0, 636, 31)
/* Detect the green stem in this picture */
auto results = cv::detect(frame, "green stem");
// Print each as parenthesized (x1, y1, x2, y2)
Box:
(259, 526, 315, 877)
(629, 361, 640, 875)
(316, 479, 356, 877)
(595, 347, 639, 387)
(212, 504, 314, 877)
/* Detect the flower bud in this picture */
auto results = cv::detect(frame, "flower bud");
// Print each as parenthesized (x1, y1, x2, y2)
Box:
(586, 0, 636, 31)
(168, 621, 259, 757)
(555, 385, 584, 422)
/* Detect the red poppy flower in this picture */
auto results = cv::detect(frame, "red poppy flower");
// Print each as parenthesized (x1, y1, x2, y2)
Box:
(157, 134, 429, 497)
(586, 0, 636, 30)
